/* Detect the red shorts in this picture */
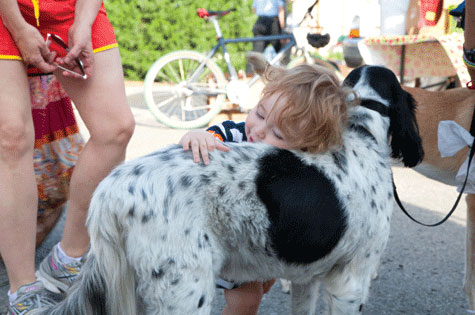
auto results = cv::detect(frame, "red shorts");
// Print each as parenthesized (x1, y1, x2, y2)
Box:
(0, 0, 118, 74)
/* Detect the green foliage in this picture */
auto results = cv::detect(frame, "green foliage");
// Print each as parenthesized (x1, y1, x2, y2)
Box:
(104, 0, 255, 80)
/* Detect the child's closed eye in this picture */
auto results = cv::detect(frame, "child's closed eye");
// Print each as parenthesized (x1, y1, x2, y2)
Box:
(272, 129, 284, 140)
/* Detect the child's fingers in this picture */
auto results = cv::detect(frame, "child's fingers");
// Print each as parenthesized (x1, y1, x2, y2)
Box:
(190, 140, 202, 163)
(205, 136, 216, 152)
(200, 141, 210, 165)
(215, 141, 230, 152)
(179, 135, 190, 151)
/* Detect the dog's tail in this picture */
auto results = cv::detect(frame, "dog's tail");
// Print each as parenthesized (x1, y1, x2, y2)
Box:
(45, 182, 137, 315)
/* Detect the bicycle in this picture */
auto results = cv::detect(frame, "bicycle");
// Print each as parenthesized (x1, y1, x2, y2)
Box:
(144, 7, 339, 129)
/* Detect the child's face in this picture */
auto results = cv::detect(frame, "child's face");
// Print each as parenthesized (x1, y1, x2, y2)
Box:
(245, 93, 297, 150)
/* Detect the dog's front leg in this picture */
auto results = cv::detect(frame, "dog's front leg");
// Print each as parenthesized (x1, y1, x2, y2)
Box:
(465, 194, 475, 311)
(290, 280, 319, 315)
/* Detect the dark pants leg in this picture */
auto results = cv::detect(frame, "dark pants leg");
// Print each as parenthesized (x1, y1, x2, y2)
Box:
(247, 16, 282, 73)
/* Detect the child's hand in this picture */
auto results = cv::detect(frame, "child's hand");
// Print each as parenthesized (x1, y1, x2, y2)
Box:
(179, 130, 230, 165)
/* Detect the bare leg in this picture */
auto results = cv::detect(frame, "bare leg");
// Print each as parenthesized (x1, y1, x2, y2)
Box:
(222, 281, 265, 315)
(56, 48, 135, 257)
(465, 194, 475, 310)
(0, 60, 37, 292)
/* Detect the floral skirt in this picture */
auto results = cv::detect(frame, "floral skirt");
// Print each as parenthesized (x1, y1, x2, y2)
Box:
(31, 75, 84, 246)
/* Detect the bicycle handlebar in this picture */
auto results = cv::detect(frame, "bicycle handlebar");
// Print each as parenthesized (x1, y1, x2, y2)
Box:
(197, 8, 236, 19)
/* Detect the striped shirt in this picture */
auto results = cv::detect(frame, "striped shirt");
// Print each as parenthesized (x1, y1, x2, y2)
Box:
(207, 120, 247, 143)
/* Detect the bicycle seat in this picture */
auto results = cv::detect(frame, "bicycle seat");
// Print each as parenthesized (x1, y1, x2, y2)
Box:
(197, 8, 235, 18)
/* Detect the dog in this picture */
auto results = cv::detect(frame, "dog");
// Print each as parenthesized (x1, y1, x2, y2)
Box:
(41, 65, 423, 315)
(402, 86, 475, 310)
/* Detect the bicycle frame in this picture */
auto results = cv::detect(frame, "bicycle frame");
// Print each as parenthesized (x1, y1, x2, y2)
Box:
(143, 6, 332, 128)
(190, 16, 296, 90)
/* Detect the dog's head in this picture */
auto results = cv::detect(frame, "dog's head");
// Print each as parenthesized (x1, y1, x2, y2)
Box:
(343, 65, 424, 167)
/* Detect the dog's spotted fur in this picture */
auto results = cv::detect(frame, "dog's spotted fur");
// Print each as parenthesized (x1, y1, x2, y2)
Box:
(43, 65, 424, 315)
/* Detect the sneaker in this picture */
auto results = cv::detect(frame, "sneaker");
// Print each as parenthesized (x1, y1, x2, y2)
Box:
(37, 245, 83, 294)
(7, 280, 61, 315)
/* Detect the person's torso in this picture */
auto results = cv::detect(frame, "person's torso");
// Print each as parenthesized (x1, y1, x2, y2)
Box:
(253, 0, 283, 17)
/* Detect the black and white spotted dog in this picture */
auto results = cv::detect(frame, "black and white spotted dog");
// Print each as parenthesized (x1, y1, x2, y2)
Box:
(43, 65, 423, 315)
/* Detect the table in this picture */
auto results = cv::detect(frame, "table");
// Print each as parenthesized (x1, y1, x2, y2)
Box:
(357, 33, 470, 87)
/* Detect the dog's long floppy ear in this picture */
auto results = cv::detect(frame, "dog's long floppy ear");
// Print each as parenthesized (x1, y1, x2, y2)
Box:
(247, 52, 285, 82)
(388, 87, 424, 167)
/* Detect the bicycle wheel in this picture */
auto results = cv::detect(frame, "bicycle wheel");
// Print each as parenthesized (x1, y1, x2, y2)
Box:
(288, 55, 344, 81)
(144, 50, 227, 129)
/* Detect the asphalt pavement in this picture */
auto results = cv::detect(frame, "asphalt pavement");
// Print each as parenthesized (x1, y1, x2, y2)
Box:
(0, 84, 471, 314)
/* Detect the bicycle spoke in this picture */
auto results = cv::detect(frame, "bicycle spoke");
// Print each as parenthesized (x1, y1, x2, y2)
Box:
(155, 95, 179, 109)
(156, 70, 175, 84)
(178, 59, 185, 81)
(180, 97, 187, 121)
(184, 104, 212, 111)
(164, 62, 182, 83)
(144, 51, 227, 127)
(162, 100, 179, 119)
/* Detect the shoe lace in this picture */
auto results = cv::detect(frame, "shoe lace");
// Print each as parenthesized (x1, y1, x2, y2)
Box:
(13, 289, 59, 309)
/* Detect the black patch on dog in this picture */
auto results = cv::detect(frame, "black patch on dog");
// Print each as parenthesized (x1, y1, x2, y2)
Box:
(219, 187, 227, 196)
(360, 99, 388, 117)
(133, 165, 144, 176)
(349, 124, 377, 144)
(180, 175, 193, 188)
(198, 295, 205, 308)
(256, 149, 347, 264)
(331, 151, 347, 173)
(234, 146, 251, 162)
(200, 174, 211, 185)
(167, 177, 175, 194)
(142, 212, 153, 224)
(152, 268, 164, 279)
(128, 206, 135, 218)
(128, 184, 135, 195)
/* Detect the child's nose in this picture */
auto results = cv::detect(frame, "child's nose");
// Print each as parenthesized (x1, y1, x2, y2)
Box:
(255, 126, 265, 139)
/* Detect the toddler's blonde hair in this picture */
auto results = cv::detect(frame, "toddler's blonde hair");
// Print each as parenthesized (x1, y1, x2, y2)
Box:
(248, 53, 354, 153)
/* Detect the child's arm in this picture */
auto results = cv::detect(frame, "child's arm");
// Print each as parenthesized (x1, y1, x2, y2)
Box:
(179, 129, 229, 165)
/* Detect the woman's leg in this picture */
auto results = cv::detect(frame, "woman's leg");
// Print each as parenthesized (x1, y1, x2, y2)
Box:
(0, 60, 37, 293)
(56, 48, 135, 257)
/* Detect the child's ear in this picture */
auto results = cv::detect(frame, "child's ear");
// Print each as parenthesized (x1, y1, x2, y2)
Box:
(247, 52, 285, 81)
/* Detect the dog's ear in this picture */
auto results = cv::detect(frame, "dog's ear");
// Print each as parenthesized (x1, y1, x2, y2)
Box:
(247, 52, 285, 82)
(247, 52, 268, 76)
(342, 66, 364, 88)
(389, 89, 424, 167)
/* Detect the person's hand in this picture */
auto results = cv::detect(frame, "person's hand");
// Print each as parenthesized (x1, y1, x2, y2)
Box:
(179, 129, 230, 165)
(56, 22, 93, 79)
(12, 24, 57, 73)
